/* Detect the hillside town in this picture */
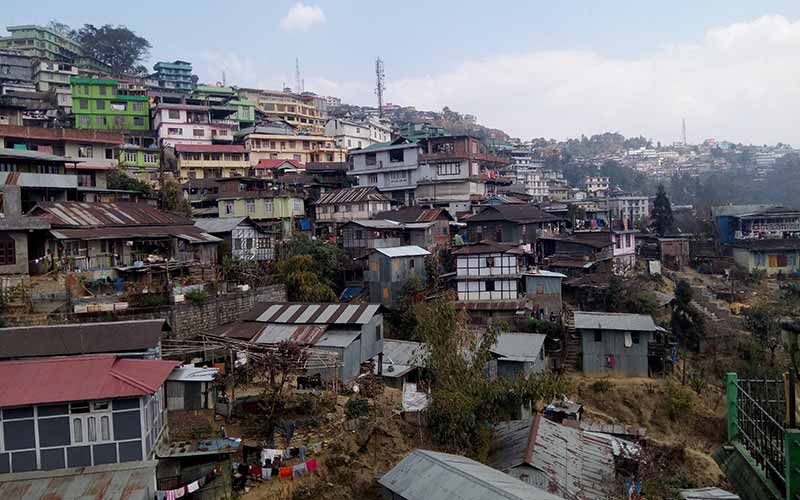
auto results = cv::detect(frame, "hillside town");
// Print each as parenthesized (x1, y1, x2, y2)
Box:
(0, 18, 799, 500)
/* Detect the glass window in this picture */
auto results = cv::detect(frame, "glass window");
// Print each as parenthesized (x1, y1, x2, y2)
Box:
(87, 416, 97, 441)
(134, 117, 144, 127)
(79, 99, 88, 109)
(100, 416, 110, 441)
(246, 199, 255, 213)
(594, 330, 602, 342)
(96, 99, 105, 110)
(73, 418, 83, 443)
(193, 129, 204, 137)
(98, 85, 106, 95)
(168, 109, 180, 119)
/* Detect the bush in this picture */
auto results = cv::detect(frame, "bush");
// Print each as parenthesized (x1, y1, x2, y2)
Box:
(528, 318, 562, 336)
(184, 289, 209, 305)
(591, 379, 611, 394)
(138, 294, 169, 307)
(664, 380, 693, 420)
(344, 397, 370, 419)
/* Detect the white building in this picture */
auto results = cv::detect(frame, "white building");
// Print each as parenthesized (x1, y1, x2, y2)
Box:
(153, 103, 237, 147)
(604, 195, 650, 223)
(348, 137, 421, 205)
(451, 241, 524, 301)
(32, 60, 78, 92)
(325, 118, 392, 150)
(580, 176, 610, 195)
(519, 168, 549, 200)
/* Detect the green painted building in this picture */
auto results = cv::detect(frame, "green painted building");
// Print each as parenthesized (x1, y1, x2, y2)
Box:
(230, 99, 256, 128)
(0, 25, 110, 73)
(218, 195, 305, 220)
(71, 77, 150, 131)
(394, 122, 447, 142)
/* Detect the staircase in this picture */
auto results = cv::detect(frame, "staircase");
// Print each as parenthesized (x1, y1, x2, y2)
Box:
(561, 306, 581, 373)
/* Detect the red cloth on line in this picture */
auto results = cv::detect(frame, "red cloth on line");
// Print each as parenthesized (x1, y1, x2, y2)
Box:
(306, 459, 318, 472)
(279, 466, 293, 479)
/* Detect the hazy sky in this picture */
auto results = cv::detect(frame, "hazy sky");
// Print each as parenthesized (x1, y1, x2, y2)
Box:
(5, 1, 800, 144)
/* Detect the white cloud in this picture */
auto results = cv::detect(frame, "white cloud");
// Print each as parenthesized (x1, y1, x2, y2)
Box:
(279, 3, 326, 32)
(199, 15, 800, 145)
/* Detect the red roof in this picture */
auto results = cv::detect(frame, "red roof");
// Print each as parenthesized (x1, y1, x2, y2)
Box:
(255, 159, 305, 169)
(175, 144, 247, 153)
(0, 355, 179, 407)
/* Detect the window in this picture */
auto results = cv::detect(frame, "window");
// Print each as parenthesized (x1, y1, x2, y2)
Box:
(594, 330, 602, 342)
(225, 201, 234, 214)
(485, 281, 495, 292)
(193, 129, 205, 137)
(105, 148, 114, 160)
(485, 256, 495, 268)
(79, 99, 88, 109)
(625, 234, 631, 246)
(265, 199, 273, 212)
(133, 117, 144, 127)
(133, 102, 144, 111)
(436, 162, 461, 176)
(168, 128, 183, 135)
(409, 259, 415, 269)
(293, 154, 302, 161)
(79, 116, 90, 127)
(246, 199, 255, 213)
(632, 332, 640, 344)
(144, 153, 156, 163)
(471, 142, 477, 154)
(383, 287, 389, 299)
(388, 171, 407, 183)
(125, 151, 137, 163)
(168, 109, 180, 119)
(375, 325, 382, 341)
(115, 116, 124, 127)
(365, 153, 377, 166)
(0, 235, 15, 266)
(96, 99, 105, 110)
(294, 199, 302, 213)
(96, 116, 106, 127)
(78, 145, 93, 158)
(99, 85, 107, 95)
(367, 174, 378, 184)
(72, 418, 83, 443)
(389, 148, 404, 162)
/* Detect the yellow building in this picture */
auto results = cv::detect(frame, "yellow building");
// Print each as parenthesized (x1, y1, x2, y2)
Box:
(175, 144, 250, 182)
(238, 89, 326, 135)
(239, 125, 347, 165)
(218, 193, 305, 220)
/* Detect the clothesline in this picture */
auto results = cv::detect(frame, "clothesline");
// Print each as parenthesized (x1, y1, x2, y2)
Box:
(155, 465, 222, 499)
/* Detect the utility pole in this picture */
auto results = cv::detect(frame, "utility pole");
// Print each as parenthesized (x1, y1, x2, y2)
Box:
(375, 57, 385, 118)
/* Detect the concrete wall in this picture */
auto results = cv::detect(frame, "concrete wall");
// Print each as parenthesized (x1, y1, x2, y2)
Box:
(0, 231, 29, 275)
(579, 328, 652, 377)
(732, 247, 800, 276)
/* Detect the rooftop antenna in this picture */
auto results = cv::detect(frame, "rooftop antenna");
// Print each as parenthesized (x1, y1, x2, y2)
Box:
(375, 57, 385, 118)
(295, 57, 303, 93)
(682, 117, 687, 145)
(222, 71, 226, 86)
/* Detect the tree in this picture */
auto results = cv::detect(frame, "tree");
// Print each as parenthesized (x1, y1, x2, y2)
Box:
(276, 255, 337, 302)
(255, 341, 309, 441)
(671, 280, 705, 352)
(160, 178, 192, 217)
(74, 24, 151, 76)
(276, 235, 342, 288)
(744, 303, 782, 366)
(107, 169, 154, 197)
(651, 184, 674, 236)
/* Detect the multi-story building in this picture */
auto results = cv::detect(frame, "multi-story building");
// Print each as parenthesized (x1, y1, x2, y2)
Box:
(0, 25, 110, 74)
(152, 102, 237, 146)
(314, 186, 393, 224)
(519, 169, 549, 200)
(325, 118, 392, 150)
(217, 189, 306, 239)
(238, 124, 346, 165)
(0, 124, 123, 170)
(347, 138, 421, 205)
(580, 176, 610, 195)
(152, 60, 194, 92)
(452, 241, 524, 302)
(603, 195, 650, 224)
(366, 246, 430, 307)
(240, 88, 327, 134)
(71, 77, 150, 131)
(118, 140, 160, 186)
(32, 60, 77, 91)
(0, 50, 33, 89)
(175, 144, 249, 181)
(415, 135, 509, 212)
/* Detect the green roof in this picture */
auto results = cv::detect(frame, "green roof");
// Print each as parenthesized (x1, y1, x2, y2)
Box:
(229, 99, 256, 107)
(112, 95, 149, 102)
(71, 77, 118, 86)
(195, 85, 236, 94)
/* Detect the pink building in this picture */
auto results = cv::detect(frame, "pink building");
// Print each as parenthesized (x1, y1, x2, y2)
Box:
(611, 229, 637, 274)
(153, 103, 237, 147)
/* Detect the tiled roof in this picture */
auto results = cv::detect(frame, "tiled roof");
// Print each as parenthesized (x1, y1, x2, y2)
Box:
(0, 355, 178, 407)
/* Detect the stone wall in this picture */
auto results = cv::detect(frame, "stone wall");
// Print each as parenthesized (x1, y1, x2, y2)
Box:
(3, 284, 287, 336)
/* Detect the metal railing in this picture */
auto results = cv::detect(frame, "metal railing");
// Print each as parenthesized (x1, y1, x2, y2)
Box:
(734, 377, 790, 491)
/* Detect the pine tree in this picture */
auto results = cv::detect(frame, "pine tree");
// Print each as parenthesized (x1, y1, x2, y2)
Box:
(651, 184, 673, 236)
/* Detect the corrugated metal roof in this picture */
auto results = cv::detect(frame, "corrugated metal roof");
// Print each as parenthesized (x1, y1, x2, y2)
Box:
(0, 460, 157, 500)
(375, 246, 430, 258)
(379, 449, 562, 500)
(0, 355, 178, 407)
(256, 159, 305, 169)
(452, 241, 525, 255)
(374, 207, 453, 223)
(0, 320, 166, 360)
(315, 186, 391, 205)
(710, 204, 778, 217)
(50, 225, 222, 243)
(528, 415, 639, 500)
(248, 303, 381, 325)
(315, 329, 361, 348)
(0, 147, 76, 163)
(491, 418, 535, 471)
(573, 311, 658, 332)
(491, 333, 546, 362)
(194, 217, 249, 234)
(344, 219, 402, 230)
(680, 487, 740, 500)
(467, 205, 564, 224)
(34, 201, 193, 227)
(383, 340, 429, 368)
(254, 324, 328, 345)
(523, 270, 567, 278)
(167, 366, 219, 382)
(456, 300, 529, 311)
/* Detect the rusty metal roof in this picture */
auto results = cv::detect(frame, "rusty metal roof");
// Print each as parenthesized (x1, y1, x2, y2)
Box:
(0, 461, 157, 500)
(374, 207, 454, 223)
(315, 186, 391, 205)
(253, 324, 328, 345)
(50, 225, 221, 244)
(33, 201, 193, 227)
(451, 241, 525, 255)
(244, 303, 381, 325)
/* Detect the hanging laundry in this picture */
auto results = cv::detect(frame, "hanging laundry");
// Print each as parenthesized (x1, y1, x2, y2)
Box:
(250, 466, 262, 478)
(282, 449, 291, 460)
(186, 481, 200, 493)
(299, 446, 307, 462)
(174, 487, 186, 498)
(279, 466, 293, 479)
(262, 468, 271, 480)
(293, 462, 308, 477)
(306, 458, 318, 472)
(290, 447, 300, 458)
